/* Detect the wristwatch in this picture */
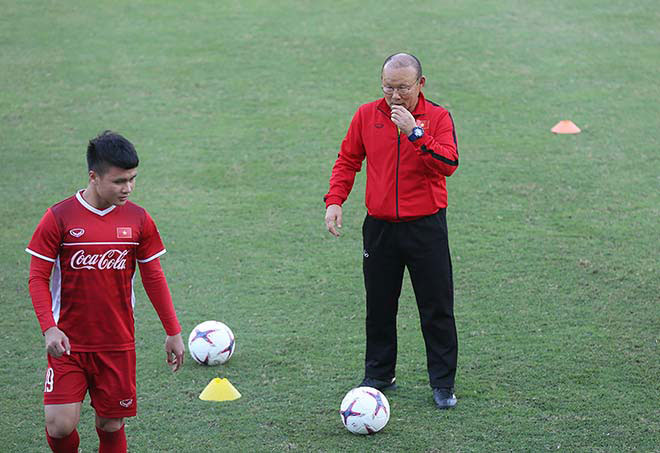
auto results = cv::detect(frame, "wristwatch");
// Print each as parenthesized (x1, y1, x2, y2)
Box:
(408, 126, 424, 142)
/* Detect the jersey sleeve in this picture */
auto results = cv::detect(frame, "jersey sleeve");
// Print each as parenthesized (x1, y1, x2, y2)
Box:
(28, 256, 57, 333)
(26, 209, 60, 333)
(137, 210, 166, 263)
(139, 258, 181, 336)
(26, 208, 61, 262)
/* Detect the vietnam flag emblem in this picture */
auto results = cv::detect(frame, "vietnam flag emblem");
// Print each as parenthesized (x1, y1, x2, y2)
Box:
(117, 227, 132, 239)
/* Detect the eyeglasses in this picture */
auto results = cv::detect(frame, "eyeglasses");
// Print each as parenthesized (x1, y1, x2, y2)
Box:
(382, 80, 419, 95)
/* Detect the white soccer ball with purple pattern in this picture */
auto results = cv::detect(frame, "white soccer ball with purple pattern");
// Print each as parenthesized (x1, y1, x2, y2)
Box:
(339, 386, 390, 435)
(188, 321, 235, 366)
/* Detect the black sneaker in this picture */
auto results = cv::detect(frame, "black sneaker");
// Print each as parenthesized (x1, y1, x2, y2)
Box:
(432, 387, 457, 409)
(359, 377, 397, 391)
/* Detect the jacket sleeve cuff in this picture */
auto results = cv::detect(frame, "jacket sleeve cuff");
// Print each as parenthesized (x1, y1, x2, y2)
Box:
(324, 196, 344, 208)
(412, 134, 430, 152)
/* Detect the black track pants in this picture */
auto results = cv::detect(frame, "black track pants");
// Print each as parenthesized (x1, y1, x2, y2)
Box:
(362, 209, 457, 388)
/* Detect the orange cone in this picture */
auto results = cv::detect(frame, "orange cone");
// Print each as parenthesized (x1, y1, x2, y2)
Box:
(551, 120, 581, 134)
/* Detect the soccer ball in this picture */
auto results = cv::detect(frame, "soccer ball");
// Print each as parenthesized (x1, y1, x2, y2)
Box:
(188, 321, 235, 366)
(339, 387, 390, 435)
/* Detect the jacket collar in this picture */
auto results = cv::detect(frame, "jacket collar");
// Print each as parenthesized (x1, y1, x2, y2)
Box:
(377, 92, 427, 117)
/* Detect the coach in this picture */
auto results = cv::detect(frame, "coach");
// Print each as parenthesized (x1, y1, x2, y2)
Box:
(324, 53, 460, 409)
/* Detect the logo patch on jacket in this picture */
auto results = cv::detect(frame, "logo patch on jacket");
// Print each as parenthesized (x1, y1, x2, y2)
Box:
(416, 119, 428, 128)
(117, 227, 132, 239)
(374, 123, 384, 129)
(69, 228, 85, 238)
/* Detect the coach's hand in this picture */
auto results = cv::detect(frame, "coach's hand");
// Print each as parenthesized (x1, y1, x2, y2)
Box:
(44, 326, 71, 357)
(390, 104, 416, 136)
(165, 333, 185, 372)
(325, 204, 343, 237)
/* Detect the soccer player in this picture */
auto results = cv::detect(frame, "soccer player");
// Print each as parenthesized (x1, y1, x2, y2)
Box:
(26, 131, 185, 453)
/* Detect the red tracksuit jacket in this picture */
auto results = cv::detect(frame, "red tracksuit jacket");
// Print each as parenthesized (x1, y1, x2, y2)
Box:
(324, 92, 458, 222)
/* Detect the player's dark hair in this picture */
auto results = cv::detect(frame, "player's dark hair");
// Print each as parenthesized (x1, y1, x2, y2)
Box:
(381, 53, 423, 80)
(87, 131, 139, 175)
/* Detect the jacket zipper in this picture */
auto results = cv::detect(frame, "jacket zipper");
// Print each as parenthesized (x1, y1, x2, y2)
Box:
(395, 130, 401, 220)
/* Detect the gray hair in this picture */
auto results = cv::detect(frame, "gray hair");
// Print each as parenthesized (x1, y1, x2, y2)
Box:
(381, 53, 422, 80)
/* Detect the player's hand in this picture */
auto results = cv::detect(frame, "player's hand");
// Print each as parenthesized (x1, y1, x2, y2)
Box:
(390, 104, 415, 136)
(325, 204, 343, 237)
(44, 326, 71, 358)
(165, 333, 185, 372)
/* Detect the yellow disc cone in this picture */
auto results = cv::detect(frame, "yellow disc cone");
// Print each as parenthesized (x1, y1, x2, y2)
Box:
(199, 378, 241, 401)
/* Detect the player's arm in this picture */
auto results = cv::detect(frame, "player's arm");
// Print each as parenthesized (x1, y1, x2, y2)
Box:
(27, 208, 71, 357)
(139, 257, 184, 371)
(28, 256, 71, 357)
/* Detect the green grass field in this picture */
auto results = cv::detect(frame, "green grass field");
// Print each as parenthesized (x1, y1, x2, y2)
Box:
(1, 1, 658, 451)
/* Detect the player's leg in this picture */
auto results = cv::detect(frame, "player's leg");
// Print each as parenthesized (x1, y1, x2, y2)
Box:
(95, 415, 127, 453)
(89, 350, 136, 453)
(362, 215, 405, 383)
(43, 354, 87, 453)
(45, 403, 82, 453)
(404, 210, 458, 389)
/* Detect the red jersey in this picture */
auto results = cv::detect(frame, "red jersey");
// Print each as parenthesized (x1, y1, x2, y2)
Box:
(26, 191, 169, 351)
(324, 92, 458, 221)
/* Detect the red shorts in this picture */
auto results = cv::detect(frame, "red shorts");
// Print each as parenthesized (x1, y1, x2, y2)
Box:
(44, 350, 137, 418)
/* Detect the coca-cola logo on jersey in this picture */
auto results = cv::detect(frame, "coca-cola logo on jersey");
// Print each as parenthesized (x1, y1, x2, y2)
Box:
(70, 249, 129, 270)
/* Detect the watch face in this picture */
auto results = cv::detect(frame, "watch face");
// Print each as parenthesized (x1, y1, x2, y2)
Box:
(414, 127, 423, 137)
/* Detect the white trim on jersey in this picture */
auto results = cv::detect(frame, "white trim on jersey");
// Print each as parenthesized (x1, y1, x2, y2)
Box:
(25, 248, 56, 263)
(131, 271, 137, 310)
(52, 256, 63, 323)
(137, 249, 166, 263)
(76, 190, 116, 216)
(62, 242, 140, 246)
